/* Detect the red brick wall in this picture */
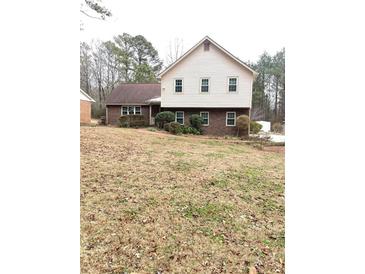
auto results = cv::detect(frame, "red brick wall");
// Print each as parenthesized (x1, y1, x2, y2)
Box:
(107, 105, 150, 126)
(107, 106, 121, 125)
(80, 100, 92, 124)
(141, 106, 150, 125)
(162, 108, 250, 136)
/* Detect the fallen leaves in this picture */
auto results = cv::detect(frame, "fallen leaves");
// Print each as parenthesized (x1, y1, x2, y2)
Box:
(80, 126, 285, 273)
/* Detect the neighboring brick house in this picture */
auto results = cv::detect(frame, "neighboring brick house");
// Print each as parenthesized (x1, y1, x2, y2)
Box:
(106, 36, 257, 135)
(80, 89, 95, 124)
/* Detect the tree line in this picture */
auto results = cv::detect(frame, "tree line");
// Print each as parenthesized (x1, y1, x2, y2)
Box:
(80, 35, 285, 122)
(248, 48, 285, 123)
(80, 33, 162, 116)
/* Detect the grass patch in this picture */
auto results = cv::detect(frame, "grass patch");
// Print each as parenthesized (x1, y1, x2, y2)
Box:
(201, 140, 225, 146)
(166, 159, 199, 172)
(167, 151, 186, 157)
(204, 152, 226, 158)
(198, 227, 225, 244)
(123, 207, 141, 221)
(208, 176, 229, 188)
(80, 127, 284, 273)
(177, 202, 233, 222)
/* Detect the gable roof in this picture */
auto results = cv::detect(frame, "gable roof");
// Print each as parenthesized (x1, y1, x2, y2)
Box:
(158, 36, 258, 78)
(105, 83, 161, 105)
(80, 89, 95, 102)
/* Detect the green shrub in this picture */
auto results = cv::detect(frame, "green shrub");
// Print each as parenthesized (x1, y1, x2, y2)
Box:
(155, 111, 175, 128)
(250, 121, 263, 134)
(169, 122, 183, 135)
(118, 115, 145, 128)
(272, 122, 283, 133)
(182, 126, 201, 135)
(236, 115, 250, 136)
(129, 115, 145, 127)
(118, 116, 130, 128)
(164, 122, 171, 132)
(189, 114, 204, 131)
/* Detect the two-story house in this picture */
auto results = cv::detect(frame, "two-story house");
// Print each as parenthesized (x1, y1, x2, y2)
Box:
(105, 36, 257, 135)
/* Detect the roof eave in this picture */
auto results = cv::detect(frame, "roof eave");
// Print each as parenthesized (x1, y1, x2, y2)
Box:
(80, 89, 96, 102)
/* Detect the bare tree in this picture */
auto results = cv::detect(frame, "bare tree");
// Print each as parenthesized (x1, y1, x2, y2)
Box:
(80, 0, 112, 30)
(80, 42, 93, 94)
(165, 38, 184, 66)
(80, 0, 112, 20)
(250, 108, 265, 121)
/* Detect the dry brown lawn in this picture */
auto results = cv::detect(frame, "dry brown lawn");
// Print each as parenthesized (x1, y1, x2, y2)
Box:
(80, 126, 285, 274)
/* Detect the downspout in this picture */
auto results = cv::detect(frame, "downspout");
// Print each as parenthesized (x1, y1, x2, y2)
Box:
(105, 106, 108, 125)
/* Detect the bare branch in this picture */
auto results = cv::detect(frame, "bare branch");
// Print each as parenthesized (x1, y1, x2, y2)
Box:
(80, 10, 103, 20)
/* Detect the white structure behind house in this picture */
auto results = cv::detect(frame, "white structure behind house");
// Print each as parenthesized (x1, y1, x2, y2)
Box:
(256, 121, 271, 132)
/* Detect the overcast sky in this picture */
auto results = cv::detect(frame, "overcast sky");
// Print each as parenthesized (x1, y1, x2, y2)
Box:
(80, 0, 285, 64)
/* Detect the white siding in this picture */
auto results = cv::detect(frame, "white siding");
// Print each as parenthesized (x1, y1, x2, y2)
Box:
(161, 43, 253, 108)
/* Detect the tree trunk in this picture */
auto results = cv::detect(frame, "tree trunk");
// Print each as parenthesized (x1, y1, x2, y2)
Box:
(274, 76, 278, 121)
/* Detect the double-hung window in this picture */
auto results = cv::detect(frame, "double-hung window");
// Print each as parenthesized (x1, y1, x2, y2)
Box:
(175, 79, 183, 93)
(175, 111, 184, 124)
(122, 106, 128, 115)
(135, 106, 141, 115)
(200, 78, 209, 92)
(121, 106, 142, 115)
(200, 112, 209, 126)
(228, 77, 238, 92)
(226, 112, 236, 126)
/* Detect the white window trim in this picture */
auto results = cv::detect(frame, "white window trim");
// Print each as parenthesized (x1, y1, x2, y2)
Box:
(174, 78, 184, 93)
(135, 106, 142, 115)
(200, 111, 209, 126)
(175, 111, 184, 125)
(200, 77, 210, 93)
(122, 106, 128, 115)
(227, 76, 239, 93)
(226, 112, 236, 126)
(121, 105, 142, 115)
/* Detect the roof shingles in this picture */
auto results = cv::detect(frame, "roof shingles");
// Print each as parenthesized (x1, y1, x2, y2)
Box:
(106, 83, 161, 105)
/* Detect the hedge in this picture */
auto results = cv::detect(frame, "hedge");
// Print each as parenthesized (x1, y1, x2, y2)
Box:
(118, 115, 145, 128)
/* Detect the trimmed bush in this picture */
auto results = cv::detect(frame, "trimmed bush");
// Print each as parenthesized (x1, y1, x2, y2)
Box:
(250, 121, 263, 134)
(164, 122, 171, 132)
(118, 115, 145, 128)
(129, 115, 145, 127)
(155, 111, 175, 129)
(182, 126, 201, 135)
(189, 114, 204, 131)
(169, 122, 183, 135)
(118, 116, 130, 127)
(236, 115, 250, 136)
(272, 122, 283, 133)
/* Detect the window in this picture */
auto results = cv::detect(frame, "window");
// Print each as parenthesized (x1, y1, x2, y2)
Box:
(201, 78, 209, 92)
(128, 106, 134, 114)
(226, 112, 236, 126)
(228, 77, 238, 92)
(121, 106, 142, 115)
(175, 111, 184, 124)
(122, 106, 128, 115)
(200, 112, 209, 126)
(175, 79, 183, 92)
